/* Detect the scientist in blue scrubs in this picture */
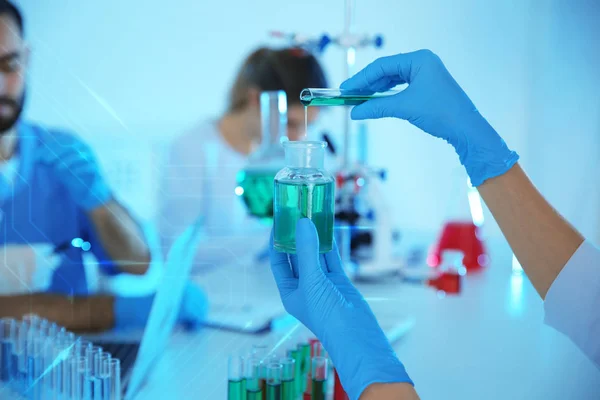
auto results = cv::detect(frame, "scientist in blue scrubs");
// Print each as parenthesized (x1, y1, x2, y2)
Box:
(270, 50, 600, 400)
(0, 1, 207, 332)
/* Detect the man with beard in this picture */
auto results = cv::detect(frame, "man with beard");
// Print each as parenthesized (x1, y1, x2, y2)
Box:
(0, 1, 208, 332)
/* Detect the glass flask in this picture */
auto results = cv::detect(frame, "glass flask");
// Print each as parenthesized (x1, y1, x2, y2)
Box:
(273, 141, 335, 254)
(237, 91, 288, 219)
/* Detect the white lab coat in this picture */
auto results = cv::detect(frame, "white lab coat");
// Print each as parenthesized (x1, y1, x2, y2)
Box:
(157, 120, 270, 270)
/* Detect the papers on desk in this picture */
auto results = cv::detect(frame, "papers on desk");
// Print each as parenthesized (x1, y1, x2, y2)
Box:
(196, 261, 415, 340)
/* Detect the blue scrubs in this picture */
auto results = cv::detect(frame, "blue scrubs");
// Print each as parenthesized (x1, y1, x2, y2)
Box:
(0, 122, 117, 295)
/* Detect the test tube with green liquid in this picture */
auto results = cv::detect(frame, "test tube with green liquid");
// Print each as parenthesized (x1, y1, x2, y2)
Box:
(245, 358, 263, 400)
(300, 88, 402, 107)
(266, 363, 282, 400)
(299, 343, 311, 393)
(311, 357, 328, 400)
(228, 355, 246, 400)
(279, 358, 295, 400)
(287, 348, 302, 397)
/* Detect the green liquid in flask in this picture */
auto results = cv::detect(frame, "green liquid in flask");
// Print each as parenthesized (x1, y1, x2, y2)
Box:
(273, 180, 335, 254)
(237, 169, 278, 218)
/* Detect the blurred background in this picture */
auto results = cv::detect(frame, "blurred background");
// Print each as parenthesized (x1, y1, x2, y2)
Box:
(15, 0, 600, 243)
(0, 1, 598, 399)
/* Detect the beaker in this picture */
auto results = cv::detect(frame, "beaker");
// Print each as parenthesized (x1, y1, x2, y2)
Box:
(273, 141, 335, 254)
(237, 91, 288, 219)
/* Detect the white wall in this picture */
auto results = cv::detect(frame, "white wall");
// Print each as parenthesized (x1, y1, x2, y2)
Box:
(14, 0, 600, 241)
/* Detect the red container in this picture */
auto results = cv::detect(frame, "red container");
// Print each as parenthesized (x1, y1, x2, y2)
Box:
(427, 271, 461, 294)
(428, 221, 488, 272)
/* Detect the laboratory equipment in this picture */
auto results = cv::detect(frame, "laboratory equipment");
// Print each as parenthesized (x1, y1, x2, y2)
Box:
(279, 358, 295, 400)
(287, 348, 302, 397)
(237, 91, 288, 219)
(245, 358, 263, 400)
(228, 355, 246, 400)
(428, 179, 488, 272)
(266, 363, 282, 400)
(86, 345, 103, 399)
(27, 337, 44, 399)
(270, 222, 414, 400)
(273, 0, 403, 280)
(0, 318, 16, 382)
(0, 315, 132, 400)
(273, 141, 335, 254)
(98, 353, 111, 400)
(73, 355, 90, 400)
(310, 340, 325, 358)
(430, 221, 487, 272)
(426, 250, 466, 295)
(311, 357, 328, 400)
(106, 358, 121, 400)
(300, 88, 402, 106)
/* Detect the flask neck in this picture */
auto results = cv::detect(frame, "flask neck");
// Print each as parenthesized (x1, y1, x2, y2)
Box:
(259, 91, 288, 155)
(285, 147, 325, 169)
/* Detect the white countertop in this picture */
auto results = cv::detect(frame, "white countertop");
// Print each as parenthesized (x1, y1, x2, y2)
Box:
(136, 239, 600, 399)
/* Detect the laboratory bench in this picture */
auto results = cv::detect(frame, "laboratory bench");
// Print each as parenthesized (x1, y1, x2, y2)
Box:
(135, 238, 600, 399)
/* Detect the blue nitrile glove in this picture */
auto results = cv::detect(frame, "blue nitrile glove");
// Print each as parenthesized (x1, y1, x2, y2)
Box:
(270, 219, 412, 400)
(340, 50, 519, 186)
(38, 133, 112, 210)
(113, 282, 209, 330)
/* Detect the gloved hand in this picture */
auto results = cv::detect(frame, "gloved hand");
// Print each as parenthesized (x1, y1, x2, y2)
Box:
(113, 281, 209, 331)
(39, 134, 112, 210)
(340, 50, 519, 186)
(270, 219, 412, 400)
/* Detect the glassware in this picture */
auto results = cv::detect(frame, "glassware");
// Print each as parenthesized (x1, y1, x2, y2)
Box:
(273, 141, 335, 253)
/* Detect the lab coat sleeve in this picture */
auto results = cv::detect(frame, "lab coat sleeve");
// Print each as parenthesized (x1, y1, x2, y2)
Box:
(544, 240, 600, 368)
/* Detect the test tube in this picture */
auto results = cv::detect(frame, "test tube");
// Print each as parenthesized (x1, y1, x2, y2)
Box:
(97, 353, 111, 400)
(310, 341, 324, 358)
(0, 318, 16, 382)
(311, 357, 328, 400)
(105, 358, 121, 400)
(279, 358, 295, 400)
(85, 345, 103, 399)
(299, 88, 403, 107)
(298, 342, 310, 394)
(41, 336, 56, 397)
(245, 357, 262, 400)
(55, 337, 73, 399)
(25, 337, 45, 399)
(59, 336, 78, 399)
(251, 344, 269, 395)
(68, 356, 89, 400)
(228, 355, 245, 400)
(13, 320, 30, 393)
(40, 322, 59, 340)
(287, 348, 301, 397)
(21, 315, 42, 330)
(266, 363, 282, 400)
